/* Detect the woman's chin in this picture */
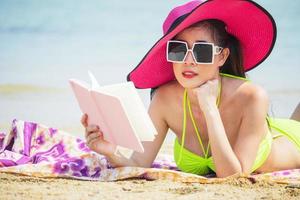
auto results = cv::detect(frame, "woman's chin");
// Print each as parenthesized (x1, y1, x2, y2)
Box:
(180, 80, 205, 89)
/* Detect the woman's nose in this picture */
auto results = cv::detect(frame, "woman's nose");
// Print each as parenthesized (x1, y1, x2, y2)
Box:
(184, 50, 196, 65)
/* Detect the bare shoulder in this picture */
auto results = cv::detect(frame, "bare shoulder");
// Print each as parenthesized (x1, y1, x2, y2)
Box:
(222, 76, 269, 113)
(147, 81, 181, 138)
(231, 79, 269, 114)
(150, 80, 182, 107)
(238, 81, 269, 105)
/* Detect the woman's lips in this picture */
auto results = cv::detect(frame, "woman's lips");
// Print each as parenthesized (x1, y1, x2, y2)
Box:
(182, 71, 198, 79)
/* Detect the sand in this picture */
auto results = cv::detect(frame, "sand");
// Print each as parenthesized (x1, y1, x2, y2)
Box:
(1, 172, 300, 200)
(1, 126, 300, 199)
(1, 137, 300, 199)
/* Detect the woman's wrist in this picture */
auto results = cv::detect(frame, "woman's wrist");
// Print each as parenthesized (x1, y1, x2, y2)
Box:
(201, 103, 219, 115)
(104, 151, 124, 168)
(104, 149, 139, 168)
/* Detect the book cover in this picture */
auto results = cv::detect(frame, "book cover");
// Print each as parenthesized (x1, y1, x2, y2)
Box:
(69, 71, 157, 153)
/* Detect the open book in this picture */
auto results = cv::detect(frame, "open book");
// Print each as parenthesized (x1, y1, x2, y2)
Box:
(69, 71, 157, 153)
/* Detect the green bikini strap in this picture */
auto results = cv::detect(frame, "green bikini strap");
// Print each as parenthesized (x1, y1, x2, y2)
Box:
(178, 89, 188, 164)
(178, 80, 222, 163)
(188, 80, 222, 158)
(187, 96, 210, 158)
(220, 73, 250, 82)
(178, 73, 249, 164)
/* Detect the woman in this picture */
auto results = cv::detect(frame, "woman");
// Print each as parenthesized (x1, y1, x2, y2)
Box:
(82, 0, 300, 178)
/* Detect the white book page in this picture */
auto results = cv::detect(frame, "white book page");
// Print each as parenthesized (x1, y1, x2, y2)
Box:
(115, 146, 134, 159)
(88, 70, 100, 89)
(70, 79, 91, 90)
(87, 71, 157, 142)
(96, 82, 157, 141)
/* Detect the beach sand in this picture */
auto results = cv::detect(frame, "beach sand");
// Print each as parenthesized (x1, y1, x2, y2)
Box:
(1, 140, 300, 200)
(1, 116, 300, 200)
(1, 172, 300, 200)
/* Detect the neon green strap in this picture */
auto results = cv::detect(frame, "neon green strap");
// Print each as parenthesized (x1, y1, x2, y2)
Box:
(220, 73, 250, 82)
(187, 95, 209, 158)
(177, 89, 188, 164)
(178, 79, 222, 164)
(178, 73, 249, 164)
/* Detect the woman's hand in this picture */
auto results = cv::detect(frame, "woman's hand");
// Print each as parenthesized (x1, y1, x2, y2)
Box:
(193, 79, 219, 113)
(81, 114, 116, 156)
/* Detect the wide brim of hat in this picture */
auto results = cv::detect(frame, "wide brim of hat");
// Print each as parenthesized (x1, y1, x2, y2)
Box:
(127, 0, 277, 89)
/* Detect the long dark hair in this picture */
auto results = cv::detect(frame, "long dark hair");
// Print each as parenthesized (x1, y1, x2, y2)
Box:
(189, 19, 245, 78)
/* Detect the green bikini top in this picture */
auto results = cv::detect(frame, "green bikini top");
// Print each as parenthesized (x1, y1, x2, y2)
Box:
(174, 73, 273, 175)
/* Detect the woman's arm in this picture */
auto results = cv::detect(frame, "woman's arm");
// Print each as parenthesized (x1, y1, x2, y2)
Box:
(195, 80, 269, 177)
(203, 104, 242, 177)
(105, 88, 169, 168)
(231, 85, 269, 173)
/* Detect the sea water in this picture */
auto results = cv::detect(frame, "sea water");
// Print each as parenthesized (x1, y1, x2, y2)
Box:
(0, 0, 299, 139)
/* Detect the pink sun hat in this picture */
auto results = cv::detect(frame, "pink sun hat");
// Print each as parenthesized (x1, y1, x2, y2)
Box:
(127, 0, 277, 89)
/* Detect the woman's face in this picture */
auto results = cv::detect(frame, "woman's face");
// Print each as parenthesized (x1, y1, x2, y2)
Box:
(172, 26, 228, 89)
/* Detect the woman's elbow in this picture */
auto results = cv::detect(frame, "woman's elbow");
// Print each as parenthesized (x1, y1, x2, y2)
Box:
(216, 166, 243, 178)
(132, 156, 153, 168)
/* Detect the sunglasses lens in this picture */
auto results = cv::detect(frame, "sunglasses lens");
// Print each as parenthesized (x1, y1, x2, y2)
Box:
(193, 43, 213, 63)
(167, 42, 187, 62)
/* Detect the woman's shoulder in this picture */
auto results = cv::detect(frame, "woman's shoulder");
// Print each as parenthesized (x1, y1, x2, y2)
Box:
(239, 81, 268, 102)
(149, 80, 183, 110)
(225, 77, 269, 107)
(151, 80, 182, 101)
(148, 80, 182, 123)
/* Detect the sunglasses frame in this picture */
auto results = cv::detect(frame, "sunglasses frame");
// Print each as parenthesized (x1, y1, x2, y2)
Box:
(166, 40, 223, 65)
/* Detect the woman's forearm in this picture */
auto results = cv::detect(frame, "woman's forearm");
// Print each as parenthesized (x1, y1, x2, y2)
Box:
(104, 150, 141, 168)
(204, 106, 242, 177)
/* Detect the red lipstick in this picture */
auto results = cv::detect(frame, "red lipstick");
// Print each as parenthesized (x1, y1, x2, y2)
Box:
(182, 70, 198, 79)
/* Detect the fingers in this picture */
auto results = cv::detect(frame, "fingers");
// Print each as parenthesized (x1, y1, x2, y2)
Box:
(86, 131, 102, 144)
(85, 124, 102, 139)
(81, 114, 104, 149)
(86, 124, 99, 134)
(81, 114, 88, 127)
(86, 131, 105, 152)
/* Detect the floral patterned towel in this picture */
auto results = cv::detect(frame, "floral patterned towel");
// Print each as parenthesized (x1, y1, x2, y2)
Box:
(1, 119, 300, 184)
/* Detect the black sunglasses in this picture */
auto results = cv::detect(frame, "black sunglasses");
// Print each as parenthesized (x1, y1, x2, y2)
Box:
(166, 40, 223, 64)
